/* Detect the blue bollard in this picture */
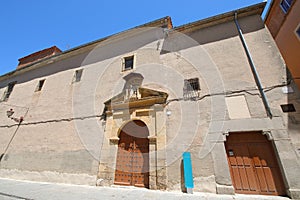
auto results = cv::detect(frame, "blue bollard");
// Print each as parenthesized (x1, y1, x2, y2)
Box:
(183, 152, 194, 194)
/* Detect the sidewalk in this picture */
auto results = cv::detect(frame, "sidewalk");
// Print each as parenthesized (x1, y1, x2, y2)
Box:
(0, 178, 291, 200)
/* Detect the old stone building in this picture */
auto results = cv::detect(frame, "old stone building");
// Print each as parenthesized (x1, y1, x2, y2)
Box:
(0, 2, 300, 199)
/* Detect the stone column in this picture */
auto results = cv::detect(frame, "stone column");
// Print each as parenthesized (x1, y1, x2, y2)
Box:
(154, 105, 167, 190)
(210, 132, 235, 195)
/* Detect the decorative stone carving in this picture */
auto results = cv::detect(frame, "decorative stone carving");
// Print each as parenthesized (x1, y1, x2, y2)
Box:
(262, 130, 273, 141)
(109, 137, 120, 145)
(222, 130, 230, 141)
(148, 136, 157, 144)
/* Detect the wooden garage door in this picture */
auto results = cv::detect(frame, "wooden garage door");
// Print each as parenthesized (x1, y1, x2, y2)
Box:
(114, 120, 149, 188)
(225, 132, 286, 196)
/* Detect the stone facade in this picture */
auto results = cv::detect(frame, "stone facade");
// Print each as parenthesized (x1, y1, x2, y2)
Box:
(0, 3, 299, 199)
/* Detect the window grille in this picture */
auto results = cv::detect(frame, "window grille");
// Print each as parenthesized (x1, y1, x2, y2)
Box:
(183, 78, 200, 100)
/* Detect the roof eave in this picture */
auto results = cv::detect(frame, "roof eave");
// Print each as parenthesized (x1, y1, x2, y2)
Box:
(174, 2, 266, 33)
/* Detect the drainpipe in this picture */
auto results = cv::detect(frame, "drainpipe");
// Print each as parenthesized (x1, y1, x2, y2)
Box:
(234, 12, 273, 119)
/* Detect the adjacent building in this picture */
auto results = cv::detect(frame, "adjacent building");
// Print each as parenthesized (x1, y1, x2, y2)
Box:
(265, 0, 300, 89)
(1, 3, 300, 199)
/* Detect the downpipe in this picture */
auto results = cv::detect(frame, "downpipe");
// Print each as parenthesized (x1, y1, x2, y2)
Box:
(234, 12, 273, 119)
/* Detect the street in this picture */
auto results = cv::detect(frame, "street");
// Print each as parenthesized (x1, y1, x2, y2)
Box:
(0, 178, 291, 200)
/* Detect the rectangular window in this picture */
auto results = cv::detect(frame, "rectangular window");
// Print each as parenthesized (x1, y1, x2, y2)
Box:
(281, 104, 296, 112)
(183, 78, 200, 100)
(280, 0, 293, 13)
(123, 55, 134, 71)
(35, 79, 45, 92)
(2, 81, 17, 101)
(73, 69, 83, 83)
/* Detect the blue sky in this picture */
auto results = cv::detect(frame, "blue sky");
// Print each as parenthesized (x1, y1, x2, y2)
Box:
(0, 0, 270, 76)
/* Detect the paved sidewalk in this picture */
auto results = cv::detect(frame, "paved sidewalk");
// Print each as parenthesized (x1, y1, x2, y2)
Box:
(0, 178, 291, 200)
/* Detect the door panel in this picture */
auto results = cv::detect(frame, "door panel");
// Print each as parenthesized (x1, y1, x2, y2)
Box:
(256, 167, 268, 192)
(115, 131, 134, 186)
(226, 132, 286, 196)
(246, 166, 257, 191)
(232, 166, 242, 190)
(264, 167, 276, 192)
(227, 144, 258, 193)
(114, 121, 149, 188)
(132, 137, 149, 187)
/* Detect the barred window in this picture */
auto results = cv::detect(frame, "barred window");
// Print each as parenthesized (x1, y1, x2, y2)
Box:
(183, 78, 200, 100)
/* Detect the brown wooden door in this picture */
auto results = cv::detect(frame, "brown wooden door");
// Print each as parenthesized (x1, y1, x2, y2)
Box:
(114, 120, 149, 188)
(225, 132, 286, 196)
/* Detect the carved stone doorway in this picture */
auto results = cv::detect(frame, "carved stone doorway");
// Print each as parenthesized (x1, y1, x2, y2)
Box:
(114, 120, 149, 188)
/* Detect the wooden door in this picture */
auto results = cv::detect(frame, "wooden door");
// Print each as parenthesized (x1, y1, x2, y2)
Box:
(114, 120, 149, 188)
(225, 132, 286, 196)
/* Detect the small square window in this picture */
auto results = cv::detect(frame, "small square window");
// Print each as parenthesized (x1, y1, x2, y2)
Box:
(183, 78, 200, 100)
(35, 79, 45, 92)
(2, 81, 17, 101)
(280, 0, 293, 13)
(73, 69, 83, 83)
(280, 104, 296, 112)
(123, 56, 134, 71)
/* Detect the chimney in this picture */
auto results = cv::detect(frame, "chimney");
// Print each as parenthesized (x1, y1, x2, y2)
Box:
(17, 46, 62, 69)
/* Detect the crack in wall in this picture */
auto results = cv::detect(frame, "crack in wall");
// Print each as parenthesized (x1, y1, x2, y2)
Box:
(0, 81, 290, 129)
(0, 114, 103, 128)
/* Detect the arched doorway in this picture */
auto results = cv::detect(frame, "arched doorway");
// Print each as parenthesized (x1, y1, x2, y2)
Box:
(114, 120, 149, 188)
(225, 132, 286, 196)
